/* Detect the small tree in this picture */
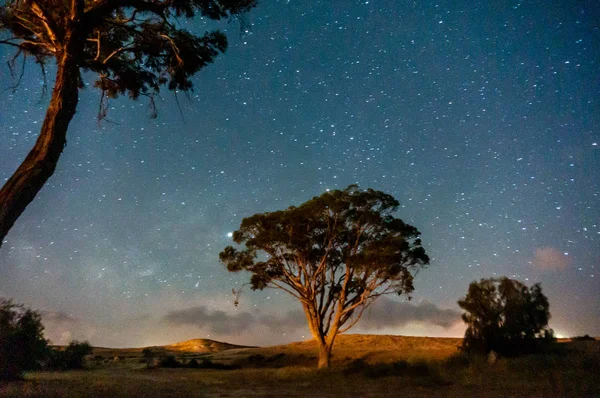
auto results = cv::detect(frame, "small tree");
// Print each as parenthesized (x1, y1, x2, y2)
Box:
(142, 347, 154, 368)
(219, 185, 429, 368)
(0, 298, 49, 380)
(0, 0, 257, 247)
(458, 277, 554, 356)
(47, 341, 93, 370)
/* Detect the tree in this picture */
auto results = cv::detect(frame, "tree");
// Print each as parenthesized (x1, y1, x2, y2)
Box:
(219, 185, 429, 368)
(48, 340, 93, 369)
(458, 277, 554, 356)
(142, 347, 154, 368)
(0, 298, 49, 380)
(0, 0, 257, 247)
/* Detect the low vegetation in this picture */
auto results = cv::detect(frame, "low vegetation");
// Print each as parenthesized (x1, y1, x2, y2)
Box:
(1, 274, 596, 396)
(0, 336, 597, 397)
(0, 299, 95, 380)
(0, 299, 48, 380)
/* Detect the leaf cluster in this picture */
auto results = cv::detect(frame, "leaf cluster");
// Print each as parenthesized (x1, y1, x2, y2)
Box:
(458, 277, 554, 356)
(0, 0, 256, 115)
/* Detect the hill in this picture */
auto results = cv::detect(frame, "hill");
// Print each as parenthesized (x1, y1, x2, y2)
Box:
(210, 334, 463, 367)
(87, 334, 597, 367)
(164, 338, 254, 353)
(89, 337, 252, 358)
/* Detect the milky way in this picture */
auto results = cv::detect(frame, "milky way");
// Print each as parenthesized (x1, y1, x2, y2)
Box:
(0, 0, 598, 347)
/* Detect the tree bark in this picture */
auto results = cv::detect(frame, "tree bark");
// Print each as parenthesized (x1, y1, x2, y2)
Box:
(317, 340, 333, 369)
(303, 303, 339, 369)
(0, 34, 81, 248)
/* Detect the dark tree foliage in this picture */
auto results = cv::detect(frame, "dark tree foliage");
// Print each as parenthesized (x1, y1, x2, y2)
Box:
(572, 334, 596, 342)
(220, 185, 429, 368)
(458, 277, 554, 356)
(0, 298, 49, 380)
(158, 355, 182, 368)
(0, 0, 257, 247)
(48, 340, 93, 369)
(142, 347, 154, 368)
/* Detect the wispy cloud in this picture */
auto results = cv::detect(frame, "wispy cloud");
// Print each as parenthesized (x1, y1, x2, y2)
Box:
(40, 311, 98, 345)
(163, 298, 460, 335)
(532, 247, 572, 271)
(163, 307, 306, 334)
(362, 298, 461, 329)
(164, 307, 257, 334)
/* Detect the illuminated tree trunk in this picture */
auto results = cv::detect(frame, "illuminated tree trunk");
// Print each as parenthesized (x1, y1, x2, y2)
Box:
(304, 304, 338, 369)
(317, 340, 334, 369)
(0, 34, 81, 247)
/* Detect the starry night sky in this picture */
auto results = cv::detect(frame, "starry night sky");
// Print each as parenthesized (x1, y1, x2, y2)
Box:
(1, 0, 599, 347)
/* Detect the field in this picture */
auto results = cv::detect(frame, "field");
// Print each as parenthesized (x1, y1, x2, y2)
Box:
(1, 335, 598, 397)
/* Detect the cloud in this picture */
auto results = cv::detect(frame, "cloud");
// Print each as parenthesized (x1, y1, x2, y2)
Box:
(163, 307, 256, 334)
(35, 299, 461, 348)
(532, 247, 572, 271)
(163, 306, 306, 334)
(361, 298, 461, 329)
(163, 299, 460, 335)
(40, 311, 98, 345)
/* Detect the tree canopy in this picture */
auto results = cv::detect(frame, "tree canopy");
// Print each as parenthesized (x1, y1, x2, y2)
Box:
(0, 298, 49, 380)
(0, 0, 255, 101)
(0, 0, 257, 247)
(220, 185, 429, 368)
(458, 277, 554, 356)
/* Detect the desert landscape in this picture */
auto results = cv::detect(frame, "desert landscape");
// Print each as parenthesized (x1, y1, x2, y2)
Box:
(1, 334, 598, 397)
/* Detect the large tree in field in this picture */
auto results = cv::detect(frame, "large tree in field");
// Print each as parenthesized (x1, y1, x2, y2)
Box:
(0, 0, 256, 247)
(219, 185, 430, 368)
(458, 277, 554, 356)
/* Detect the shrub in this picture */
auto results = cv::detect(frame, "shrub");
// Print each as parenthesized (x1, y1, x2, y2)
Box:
(248, 354, 267, 363)
(142, 348, 155, 368)
(196, 358, 239, 370)
(0, 298, 49, 380)
(572, 335, 595, 342)
(158, 356, 182, 368)
(48, 341, 93, 370)
(343, 358, 442, 382)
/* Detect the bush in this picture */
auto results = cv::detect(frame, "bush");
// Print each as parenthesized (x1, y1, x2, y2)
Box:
(194, 358, 239, 370)
(442, 351, 491, 372)
(458, 277, 555, 356)
(0, 298, 49, 380)
(572, 335, 595, 342)
(343, 358, 442, 382)
(158, 355, 182, 368)
(142, 348, 155, 368)
(48, 341, 93, 370)
(247, 354, 267, 363)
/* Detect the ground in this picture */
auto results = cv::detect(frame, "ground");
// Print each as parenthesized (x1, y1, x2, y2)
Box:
(1, 335, 598, 397)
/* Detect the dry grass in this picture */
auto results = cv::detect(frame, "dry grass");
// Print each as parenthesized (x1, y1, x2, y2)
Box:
(210, 334, 462, 367)
(2, 335, 598, 397)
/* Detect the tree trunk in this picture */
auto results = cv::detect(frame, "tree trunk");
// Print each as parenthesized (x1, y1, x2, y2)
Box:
(317, 341, 333, 369)
(0, 36, 80, 248)
(303, 303, 339, 369)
